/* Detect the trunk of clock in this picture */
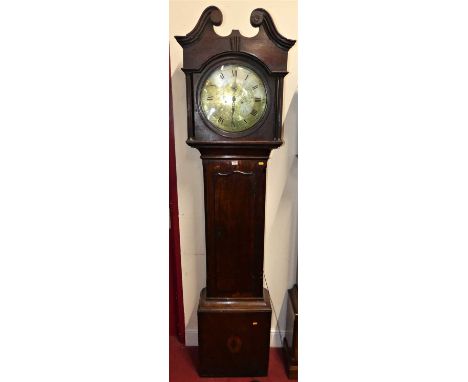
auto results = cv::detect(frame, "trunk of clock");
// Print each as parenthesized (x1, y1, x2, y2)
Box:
(198, 288, 272, 377)
(203, 156, 267, 298)
(196, 148, 273, 377)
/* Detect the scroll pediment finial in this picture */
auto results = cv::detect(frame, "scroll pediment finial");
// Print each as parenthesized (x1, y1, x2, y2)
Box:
(175, 6, 223, 47)
(175, 6, 294, 73)
(250, 8, 296, 50)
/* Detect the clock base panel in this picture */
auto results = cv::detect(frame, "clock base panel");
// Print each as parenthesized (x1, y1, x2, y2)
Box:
(197, 287, 272, 377)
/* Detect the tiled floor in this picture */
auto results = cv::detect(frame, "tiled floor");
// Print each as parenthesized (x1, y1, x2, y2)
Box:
(169, 336, 294, 381)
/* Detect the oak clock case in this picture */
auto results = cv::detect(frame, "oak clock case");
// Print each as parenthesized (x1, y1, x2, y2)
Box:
(175, 6, 295, 378)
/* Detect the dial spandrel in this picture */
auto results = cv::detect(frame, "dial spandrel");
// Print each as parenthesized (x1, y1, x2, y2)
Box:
(200, 64, 267, 132)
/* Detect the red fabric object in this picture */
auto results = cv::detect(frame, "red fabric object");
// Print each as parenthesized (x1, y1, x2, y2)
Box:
(169, 57, 185, 343)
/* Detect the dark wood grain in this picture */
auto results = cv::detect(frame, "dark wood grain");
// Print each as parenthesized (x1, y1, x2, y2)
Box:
(203, 159, 267, 298)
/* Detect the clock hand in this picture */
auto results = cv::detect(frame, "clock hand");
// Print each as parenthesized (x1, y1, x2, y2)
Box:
(232, 73, 237, 90)
(231, 95, 236, 128)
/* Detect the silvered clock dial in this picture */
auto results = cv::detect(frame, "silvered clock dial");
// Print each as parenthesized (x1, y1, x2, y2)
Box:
(199, 64, 267, 132)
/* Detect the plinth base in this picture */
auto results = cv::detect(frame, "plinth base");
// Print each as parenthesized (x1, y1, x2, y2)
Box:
(197, 288, 272, 377)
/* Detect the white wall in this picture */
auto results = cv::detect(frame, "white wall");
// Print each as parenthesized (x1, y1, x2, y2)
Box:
(169, 0, 297, 346)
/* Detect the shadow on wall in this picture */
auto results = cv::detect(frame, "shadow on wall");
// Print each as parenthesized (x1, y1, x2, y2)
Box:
(264, 90, 298, 337)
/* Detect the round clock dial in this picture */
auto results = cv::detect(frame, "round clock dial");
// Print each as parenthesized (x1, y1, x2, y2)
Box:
(200, 64, 267, 133)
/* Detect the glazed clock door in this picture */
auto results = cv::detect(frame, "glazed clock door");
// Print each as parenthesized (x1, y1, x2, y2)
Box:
(204, 159, 267, 298)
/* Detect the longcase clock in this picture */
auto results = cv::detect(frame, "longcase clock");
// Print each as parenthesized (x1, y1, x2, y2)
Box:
(175, 6, 295, 377)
